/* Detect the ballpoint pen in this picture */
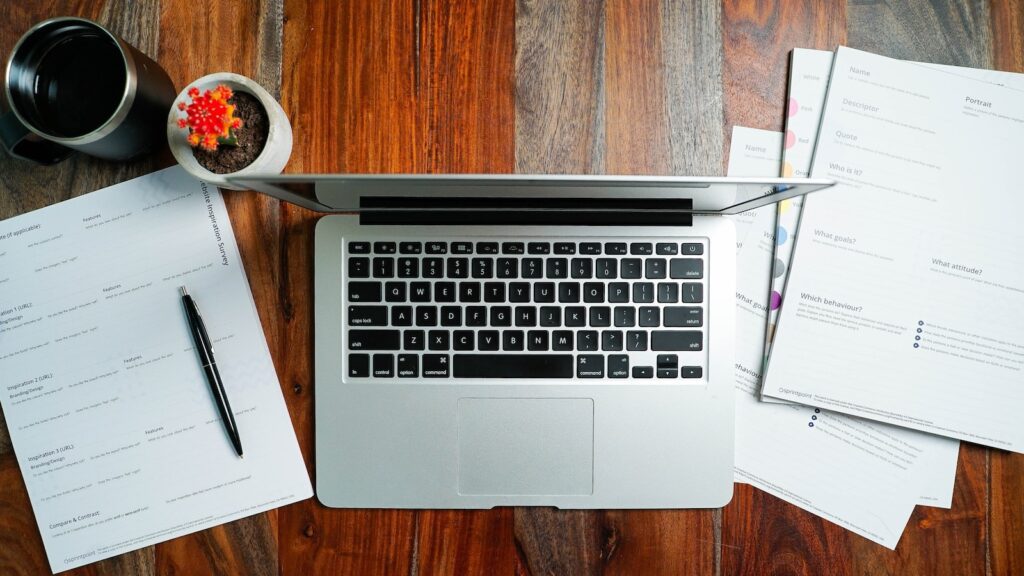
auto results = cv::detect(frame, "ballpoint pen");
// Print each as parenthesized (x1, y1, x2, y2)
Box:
(180, 286, 244, 458)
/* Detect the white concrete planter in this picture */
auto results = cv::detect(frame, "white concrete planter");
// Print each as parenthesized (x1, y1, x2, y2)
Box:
(167, 72, 292, 190)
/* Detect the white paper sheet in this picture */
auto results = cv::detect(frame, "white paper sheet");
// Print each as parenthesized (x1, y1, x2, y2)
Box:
(763, 47, 1024, 452)
(728, 127, 959, 547)
(0, 167, 312, 573)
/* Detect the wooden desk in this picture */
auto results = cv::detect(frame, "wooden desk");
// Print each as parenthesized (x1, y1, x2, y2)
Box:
(1, 1, 1022, 574)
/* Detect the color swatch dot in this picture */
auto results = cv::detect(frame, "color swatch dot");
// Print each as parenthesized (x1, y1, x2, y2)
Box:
(782, 161, 794, 177)
(779, 199, 791, 213)
(773, 258, 786, 278)
(785, 130, 796, 149)
(776, 226, 788, 245)
(770, 291, 782, 310)
(788, 98, 798, 117)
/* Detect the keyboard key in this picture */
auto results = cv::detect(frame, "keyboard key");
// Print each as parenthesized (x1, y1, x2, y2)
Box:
(397, 354, 419, 377)
(423, 258, 443, 278)
(589, 306, 611, 327)
(639, 307, 660, 327)
(348, 353, 369, 377)
(472, 257, 493, 278)
(478, 330, 500, 350)
(533, 282, 555, 303)
(602, 330, 623, 351)
(583, 282, 605, 303)
(632, 366, 653, 378)
(373, 257, 394, 278)
(558, 282, 581, 303)
(466, 306, 487, 326)
(429, 330, 450, 350)
(645, 258, 666, 279)
(552, 331, 574, 350)
(349, 242, 370, 254)
(416, 306, 437, 326)
(426, 241, 447, 254)
(453, 331, 475, 350)
(348, 257, 370, 278)
(608, 282, 629, 303)
(546, 258, 568, 279)
(605, 242, 627, 255)
(596, 258, 617, 279)
(620, 259, 642, 279)
(373, 353, 394, 377)
(626, 330, 648, 351)
(509, 283, 531, 303)
(577, 354, 605, 378)
(515, 306, 537, 327)
(392, 306, 413, 326)
(571, 258, 593, 279)
(670, 258, 703, 279)
(522, 258, 543, 279)
(349, 330, 401, 350)
(682, 366, 703, 379)
(384, 281, 406, 302)
(397, 257, 418, 278)
(656, 242, 678, 255)
(399, 241, 422, 254)
(539, 306, 561, 327)
(681, 243, 703, 255)
(503, 330, 525, 351)
(490, 306, 511, 326)
(434, 282, 456, 302)
(614, 306, 635, 327)
(577, 331, 599, 351)
(554, 242, 576, 255)
(454, 354, 573, 378)
(658, 282, 678, 303)
(349, 282, 382, 302)
(423, 354, 450, 377)
(565, 307, 586, 327)
(348, 305, 387, 326)
(476, 242, 498, 254)
(580, 242, 602, 255)
(502, 242, 524, 254)
(447, 258, 469, 278)
(403, 330, 424, 350)
(459, 282, 481, 302)
(452, 241, 473, 254)
(440, 306, 461, 326)
(528, 242, 550, 254)
(527, 330, 549, 351)
(657, 354, 678, 379)
(608, 355, 629, 378)
(484, 282, 506, 302)
(633, 282, 654, 303)
(664, 306, 702, 327)
(651, 331, 703, 351)
(373, 242, 396, 254)
(630, 243, 653, 255)
(496, 258, 518, 278)
(682, 282, 704, 303)
(410, 282, 431, 302)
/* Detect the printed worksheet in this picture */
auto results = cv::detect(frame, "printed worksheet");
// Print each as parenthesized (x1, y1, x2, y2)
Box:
(763, 47, 1024, 452)
(0, 168, 312, 573)
(730, 128, 958, 544)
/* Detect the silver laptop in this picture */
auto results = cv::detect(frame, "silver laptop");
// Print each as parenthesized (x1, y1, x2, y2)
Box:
(230, 174, 833, 509)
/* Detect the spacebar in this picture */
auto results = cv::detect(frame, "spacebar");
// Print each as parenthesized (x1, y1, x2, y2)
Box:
(453, 355, 574, 378)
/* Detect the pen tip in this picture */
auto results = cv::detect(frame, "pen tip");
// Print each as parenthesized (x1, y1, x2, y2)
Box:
(179, 286, 188, 297)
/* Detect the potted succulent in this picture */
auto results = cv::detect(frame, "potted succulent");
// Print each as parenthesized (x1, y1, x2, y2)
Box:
(167, 73, 291, 189)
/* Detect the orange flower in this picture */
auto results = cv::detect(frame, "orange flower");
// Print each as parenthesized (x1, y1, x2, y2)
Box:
(201, 134, 219, 151)
(187, 133, 201, 146)
(187, 86, 200, 98)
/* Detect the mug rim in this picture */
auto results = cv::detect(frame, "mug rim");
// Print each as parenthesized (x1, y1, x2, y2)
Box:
(4, 16, 138, 145)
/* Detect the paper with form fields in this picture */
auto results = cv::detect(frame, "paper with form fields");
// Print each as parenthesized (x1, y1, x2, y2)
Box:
(0, 167, 311, 573)
(763, 47, 1024, 452)
(728, 127, 958, 547)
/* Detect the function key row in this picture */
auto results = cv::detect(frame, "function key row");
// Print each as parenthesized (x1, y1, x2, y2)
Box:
(349, 241, 703, 256)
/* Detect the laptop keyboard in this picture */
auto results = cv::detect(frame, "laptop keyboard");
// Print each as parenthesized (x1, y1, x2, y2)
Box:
(343, 238, 707, 380)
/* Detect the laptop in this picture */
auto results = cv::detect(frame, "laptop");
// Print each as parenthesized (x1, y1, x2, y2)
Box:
(229, 174, 833, 509)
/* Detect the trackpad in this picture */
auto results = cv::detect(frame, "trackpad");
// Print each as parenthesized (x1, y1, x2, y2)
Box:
(457, 398, 594, 496)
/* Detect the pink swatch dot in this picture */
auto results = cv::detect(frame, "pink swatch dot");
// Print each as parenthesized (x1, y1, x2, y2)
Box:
(788, 97, 798, 117)
(770, 291, 782, 310)
(784, 130, 796, 149)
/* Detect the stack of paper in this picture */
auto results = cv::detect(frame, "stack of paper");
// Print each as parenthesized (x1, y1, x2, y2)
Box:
(734, 45, 1024, 548)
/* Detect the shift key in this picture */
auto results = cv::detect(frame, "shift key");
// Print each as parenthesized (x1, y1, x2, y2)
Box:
(651, 331, 703, 351)
(348, 330, 401, 350)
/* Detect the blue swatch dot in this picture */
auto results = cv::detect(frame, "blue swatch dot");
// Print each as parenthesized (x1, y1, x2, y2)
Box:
(776, 226, 788, 246)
